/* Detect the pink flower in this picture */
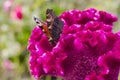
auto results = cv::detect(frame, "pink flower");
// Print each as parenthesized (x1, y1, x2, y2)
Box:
(3, 0, 13, 12)
(2, 60, 14, 71)
(11, 5, 23, 20)
(27, 8, 120, 80)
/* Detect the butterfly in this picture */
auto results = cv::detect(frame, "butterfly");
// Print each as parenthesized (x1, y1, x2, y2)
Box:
(34, 9, 64, 44)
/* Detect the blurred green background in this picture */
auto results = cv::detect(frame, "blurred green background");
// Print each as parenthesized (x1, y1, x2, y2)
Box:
(0, 0, 120, 80)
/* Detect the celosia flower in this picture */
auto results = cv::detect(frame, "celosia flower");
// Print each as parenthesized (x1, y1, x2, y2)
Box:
(27, 8, 120, 80)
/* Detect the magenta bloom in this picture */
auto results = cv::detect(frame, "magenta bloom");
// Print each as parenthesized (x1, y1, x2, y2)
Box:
(27, 8, 120, 80)
(13, 5, 23, 20)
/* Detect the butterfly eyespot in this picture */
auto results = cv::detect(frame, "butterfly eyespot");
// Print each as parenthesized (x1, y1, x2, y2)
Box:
(34, 9, 64, 44)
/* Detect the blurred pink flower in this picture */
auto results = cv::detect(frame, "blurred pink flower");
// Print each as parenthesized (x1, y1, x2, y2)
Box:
(2, 60, 14, 71)
(27, 8, 120, 80)
(11, 5, 23, 20)
(3, 0, 13, 12)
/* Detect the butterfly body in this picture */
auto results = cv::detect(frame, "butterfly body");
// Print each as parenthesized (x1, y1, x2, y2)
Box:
(34, 9, 63, 43)
(34, 17, 52, 40)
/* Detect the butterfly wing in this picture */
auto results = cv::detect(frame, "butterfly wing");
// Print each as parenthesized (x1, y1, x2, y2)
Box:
(50, 17, 63, 42)
(46, 9, 64, 43)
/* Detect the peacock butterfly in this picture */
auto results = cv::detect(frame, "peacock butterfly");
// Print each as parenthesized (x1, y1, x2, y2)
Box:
(34, 9, 64, 44)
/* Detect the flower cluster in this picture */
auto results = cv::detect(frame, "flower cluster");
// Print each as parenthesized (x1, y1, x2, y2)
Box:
(27, 8, 120, 80)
